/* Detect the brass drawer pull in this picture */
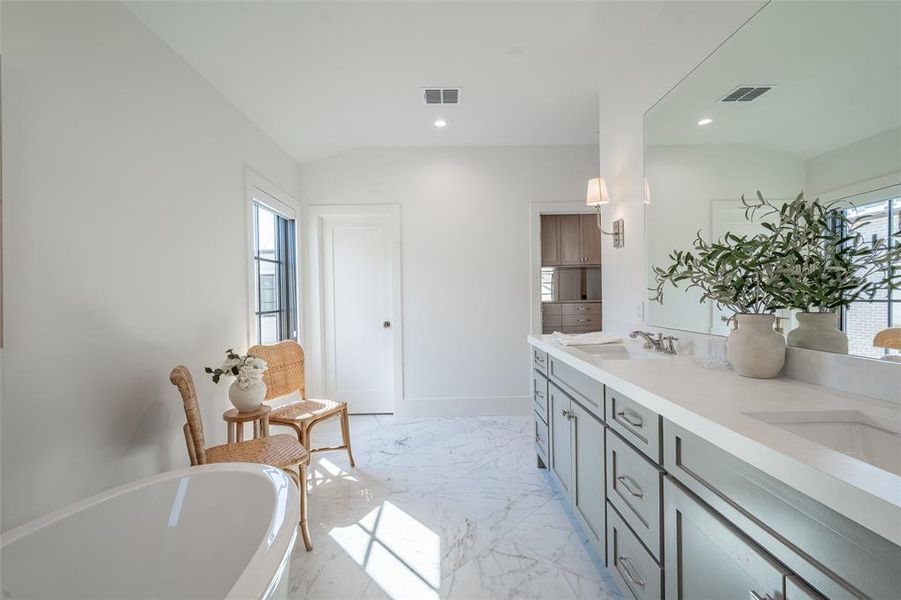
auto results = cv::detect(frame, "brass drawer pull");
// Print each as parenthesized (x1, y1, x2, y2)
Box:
(577, 306, 590, 311)
(617, 474, 644, 498)
(576, 318, 591, 323)
(618, 556, 645, 588)
(616, 409, 643, 428)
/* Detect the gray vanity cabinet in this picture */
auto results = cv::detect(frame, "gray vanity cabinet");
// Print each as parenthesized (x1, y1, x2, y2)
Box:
(549, 382, 573, 493)
(664, 477, 789, 600)
(571, 399, 606, 552)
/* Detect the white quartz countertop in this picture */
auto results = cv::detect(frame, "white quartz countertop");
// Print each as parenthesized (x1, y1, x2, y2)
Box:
(528, 334, 901, 546)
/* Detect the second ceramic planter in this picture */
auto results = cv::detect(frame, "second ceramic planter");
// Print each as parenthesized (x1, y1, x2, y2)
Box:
(787, 312, 848, 354)
(727, 314, 785, 378)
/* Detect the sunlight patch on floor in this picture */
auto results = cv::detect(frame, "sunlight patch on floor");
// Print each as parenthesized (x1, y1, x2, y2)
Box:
(329, 501, 441, 600)
(310, 456, 358, 487)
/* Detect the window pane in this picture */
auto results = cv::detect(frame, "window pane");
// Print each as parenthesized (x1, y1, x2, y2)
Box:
(845, 301, 888, 358)
(259, 313, 279, 345)
(256, 203, 277, 260)
(847, 200, 891, 301)
(889, 302, 901, 359)
(259, 260, 279, 312)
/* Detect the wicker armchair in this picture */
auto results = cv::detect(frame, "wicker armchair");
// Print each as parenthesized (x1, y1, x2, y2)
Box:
(169, 365, 313, 551)
(248, 341, 355, 467)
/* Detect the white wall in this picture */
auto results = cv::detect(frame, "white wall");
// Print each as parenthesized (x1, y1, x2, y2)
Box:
(1, 1, 301, 530)
(645, 144, 805, 332)
(806, 126, 901, 197)
(596, 1, 766, 334)
(300, 145, 598, 416)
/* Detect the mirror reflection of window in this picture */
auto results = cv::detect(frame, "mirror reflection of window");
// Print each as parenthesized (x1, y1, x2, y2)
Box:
(842, 197, 900, 358)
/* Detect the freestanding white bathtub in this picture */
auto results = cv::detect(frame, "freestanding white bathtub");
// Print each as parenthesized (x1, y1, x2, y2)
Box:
(1, 464, 299, 599)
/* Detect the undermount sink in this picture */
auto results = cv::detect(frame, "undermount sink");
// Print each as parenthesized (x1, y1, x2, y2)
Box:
(576, 344, 659, 360)
(745, 409, 901, 476)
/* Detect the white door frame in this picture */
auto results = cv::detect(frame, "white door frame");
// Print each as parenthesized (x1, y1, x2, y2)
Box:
(305, 204, 403, 412)
(529, 202, 598, 335)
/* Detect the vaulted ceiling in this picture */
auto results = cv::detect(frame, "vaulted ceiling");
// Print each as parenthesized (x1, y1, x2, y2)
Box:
(126, 1, 764, 163)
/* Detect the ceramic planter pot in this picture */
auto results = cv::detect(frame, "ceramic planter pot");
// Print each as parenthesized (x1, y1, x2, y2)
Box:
(727, 314, 785, 379)
(228, 380, 266, 412)
(787, 312, 848, 354)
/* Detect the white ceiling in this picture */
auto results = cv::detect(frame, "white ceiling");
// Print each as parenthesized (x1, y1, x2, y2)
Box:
(645, 1, 901, 160)
(125, 1, 678, 163)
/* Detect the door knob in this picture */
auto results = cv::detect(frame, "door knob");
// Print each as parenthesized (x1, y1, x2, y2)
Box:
(383, 321, 392, 329)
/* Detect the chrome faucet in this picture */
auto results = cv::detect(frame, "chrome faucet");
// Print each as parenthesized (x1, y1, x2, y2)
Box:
(629, 330, 679, 355)
(630, 330, 663, 352)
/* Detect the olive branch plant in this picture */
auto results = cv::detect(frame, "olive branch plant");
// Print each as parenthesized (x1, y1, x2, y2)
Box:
(741, 192, 900, 312)
(651, 191, 901, 316)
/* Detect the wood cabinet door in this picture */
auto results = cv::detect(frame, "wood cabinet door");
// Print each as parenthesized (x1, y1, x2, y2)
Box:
(572, 400, 606, 554)
(664, 477, 788, 600)
(580, 214, 602, 265)
(540, 215, 560, 266)
(558, 215, 582, 265)
(549, 383, 573, 494)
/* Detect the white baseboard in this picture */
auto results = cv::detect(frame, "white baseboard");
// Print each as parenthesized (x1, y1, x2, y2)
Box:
(393, 395, 532, 417)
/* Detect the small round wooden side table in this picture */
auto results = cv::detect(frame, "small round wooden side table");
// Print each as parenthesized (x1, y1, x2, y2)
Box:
(223, 405, 271, 443)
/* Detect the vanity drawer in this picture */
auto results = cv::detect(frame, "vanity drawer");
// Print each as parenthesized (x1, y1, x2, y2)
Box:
(542, 303, 563, 317)
(562, 313, 600, 328)
(606, 387, 661, 464)
(561, 302, 601, 316)
(786, 575, 826, 600)
(606, 429, 664, 561)
(607, 502, 663, 600)
(542, 315, 563, 331)
(534, 415, 549, 464)
(548, 356, 604, 419)
(532, 347, 548, 374)
(663, 419, 901, 600)
(531, 370, 549, 425)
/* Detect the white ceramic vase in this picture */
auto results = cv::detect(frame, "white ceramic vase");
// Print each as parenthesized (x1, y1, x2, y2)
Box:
(228, 380, 266, 413)
(727, 314, 785, 379)
(787, 312, 848, 354)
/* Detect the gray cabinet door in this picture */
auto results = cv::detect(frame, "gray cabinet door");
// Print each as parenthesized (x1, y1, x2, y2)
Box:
(664, 477, 788, 600)
(540, 215, 560, 266)
(571, 399, 605, 554)
(580, 213, 602, 265)
(531, 370, 549, 424)
(549, 382, 573, 494)
(558, 214, 582, 265)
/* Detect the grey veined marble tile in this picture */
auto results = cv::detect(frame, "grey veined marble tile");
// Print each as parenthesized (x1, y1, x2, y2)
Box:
(290, 415, 619, 600)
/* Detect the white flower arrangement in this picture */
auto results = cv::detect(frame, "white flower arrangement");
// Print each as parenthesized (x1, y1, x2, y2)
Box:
(205, 349, 268, 390)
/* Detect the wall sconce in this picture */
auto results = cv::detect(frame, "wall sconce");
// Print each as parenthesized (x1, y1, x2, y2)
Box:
(586, 177, 624, 248)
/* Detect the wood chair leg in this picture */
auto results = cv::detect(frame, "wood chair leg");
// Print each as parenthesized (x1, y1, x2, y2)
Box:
(299, 463, 312, 552)
(301, 422, 312, 452)
(340, 407, 355, 467)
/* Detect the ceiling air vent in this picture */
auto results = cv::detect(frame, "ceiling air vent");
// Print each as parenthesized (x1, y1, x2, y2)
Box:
(423, 88, 461, 105)
(720, 85, 773, 102)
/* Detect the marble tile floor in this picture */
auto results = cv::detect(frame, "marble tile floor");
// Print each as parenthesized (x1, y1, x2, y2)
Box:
(287, 415, 622, 600)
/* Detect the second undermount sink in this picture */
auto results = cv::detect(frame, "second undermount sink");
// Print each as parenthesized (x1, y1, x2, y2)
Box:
(744, 409, 901, 476)
(576, 344, 660, 360)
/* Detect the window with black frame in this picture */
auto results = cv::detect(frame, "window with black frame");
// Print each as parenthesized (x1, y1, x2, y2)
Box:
(253, 202, 297, 344)
(842, 196, 900, 358)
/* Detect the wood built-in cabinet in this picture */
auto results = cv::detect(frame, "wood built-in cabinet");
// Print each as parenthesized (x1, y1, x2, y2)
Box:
(541, 214, 601, 266)
(542, 302, 602, 334)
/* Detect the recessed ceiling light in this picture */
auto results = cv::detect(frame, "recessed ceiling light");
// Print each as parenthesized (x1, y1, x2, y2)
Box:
(434, 119, 447, 128)
(697, 118, 713, 126)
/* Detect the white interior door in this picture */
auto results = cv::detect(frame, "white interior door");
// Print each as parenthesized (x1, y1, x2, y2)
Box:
(318, 210, 399, 413)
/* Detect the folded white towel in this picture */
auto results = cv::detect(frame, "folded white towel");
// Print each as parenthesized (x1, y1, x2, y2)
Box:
(551, 331, 622, 346)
